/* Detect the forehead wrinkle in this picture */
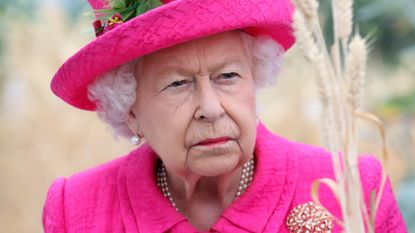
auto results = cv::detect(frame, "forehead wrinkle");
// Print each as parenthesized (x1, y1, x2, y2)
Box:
(143, 31, 251, 82)
(149, 54, 197, 81)
(198, 48, 249, 76)
(194, 44, 207, 76)
(205, 40, 250, 73)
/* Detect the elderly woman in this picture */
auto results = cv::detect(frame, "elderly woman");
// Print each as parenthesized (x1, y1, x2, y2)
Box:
(43, 0, 407, 232)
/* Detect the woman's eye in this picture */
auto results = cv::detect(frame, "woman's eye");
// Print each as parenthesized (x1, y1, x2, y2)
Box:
(168, 80, 189, 88)
(220, 72, 239, 79)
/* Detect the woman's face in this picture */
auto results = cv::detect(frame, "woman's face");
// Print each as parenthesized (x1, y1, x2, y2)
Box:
(129, 31, 257, 177)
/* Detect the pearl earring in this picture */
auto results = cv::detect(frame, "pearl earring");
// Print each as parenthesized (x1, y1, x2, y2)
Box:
(131, 134, 141, 145)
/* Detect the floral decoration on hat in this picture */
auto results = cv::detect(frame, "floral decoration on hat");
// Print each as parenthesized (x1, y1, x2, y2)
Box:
(93, 0, 162, 36)
(286, 201, 334, 233)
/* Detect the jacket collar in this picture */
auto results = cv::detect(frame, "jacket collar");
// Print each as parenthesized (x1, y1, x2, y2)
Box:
(213, 122, 299, 232)
(118, 122, 298, 233)
(119, 144, 187, 233)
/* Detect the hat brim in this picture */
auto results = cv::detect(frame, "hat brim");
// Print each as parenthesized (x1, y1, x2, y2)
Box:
(51, 0, 295, 110)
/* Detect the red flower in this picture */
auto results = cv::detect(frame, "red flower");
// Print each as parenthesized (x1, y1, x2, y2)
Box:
(104, 13, 124, 33)
(93, 20, 104, 37)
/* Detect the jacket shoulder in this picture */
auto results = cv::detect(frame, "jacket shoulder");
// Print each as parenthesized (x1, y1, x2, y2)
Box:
(43, 177, 66, 233)
(66, 154, 128, 190)
(42, 153, 131, 232)
(285, 139, 335, 176)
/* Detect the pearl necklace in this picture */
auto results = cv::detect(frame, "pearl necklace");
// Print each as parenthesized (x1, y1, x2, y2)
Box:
(156, 158, 255, 212)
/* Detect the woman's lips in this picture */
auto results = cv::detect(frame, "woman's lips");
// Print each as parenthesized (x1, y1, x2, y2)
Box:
(196, 137, 231, 146)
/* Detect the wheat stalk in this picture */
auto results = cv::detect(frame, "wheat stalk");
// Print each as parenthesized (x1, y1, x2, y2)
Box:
(293, 0, 388, 232)
(294, 9, 344, 182)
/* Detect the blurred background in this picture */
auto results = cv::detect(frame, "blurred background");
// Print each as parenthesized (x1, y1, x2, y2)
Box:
(0, 0, 414, 232)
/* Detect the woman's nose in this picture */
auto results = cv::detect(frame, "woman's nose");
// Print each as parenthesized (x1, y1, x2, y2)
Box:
(194, 82, 225, 121)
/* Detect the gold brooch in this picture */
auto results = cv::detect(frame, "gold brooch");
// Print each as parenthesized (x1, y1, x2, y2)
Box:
(286, 201, 334, 233)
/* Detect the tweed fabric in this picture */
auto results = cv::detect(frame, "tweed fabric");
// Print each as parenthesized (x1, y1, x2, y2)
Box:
(42, 123, 407, 232)
(51, 0, 295, 110)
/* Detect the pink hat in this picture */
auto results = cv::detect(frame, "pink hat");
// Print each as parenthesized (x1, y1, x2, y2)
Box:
(51, 0, 296, 110)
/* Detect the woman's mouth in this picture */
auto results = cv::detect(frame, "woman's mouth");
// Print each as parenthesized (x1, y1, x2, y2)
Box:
(196, 137, 231, 146)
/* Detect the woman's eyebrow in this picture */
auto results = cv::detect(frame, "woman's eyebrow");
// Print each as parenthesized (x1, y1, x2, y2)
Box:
(155, 66, 193, 79)
(210, 59, 247, 72)
(154, 56, 247, 78)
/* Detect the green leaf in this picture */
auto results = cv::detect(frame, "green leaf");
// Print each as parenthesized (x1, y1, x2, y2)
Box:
(116, 2, 138, 20)
(135, 8, 141, 17)
(119, 2, 139, 14)
(122, 9, 136, 21)
(111, 0, 126, 9)
(149, 0, 162, 8)
(94, 9, 117, 14)
(125, 0, 135, 6)
(136, 3, 147, 16)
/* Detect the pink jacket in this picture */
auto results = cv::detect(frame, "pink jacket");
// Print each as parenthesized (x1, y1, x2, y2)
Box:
(43, 123, 407, 232)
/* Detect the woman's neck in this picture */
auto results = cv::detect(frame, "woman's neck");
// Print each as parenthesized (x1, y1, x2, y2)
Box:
(170, 166, 243, 231)
(169, 168, 242, 204)
(158, 157, 255, 231)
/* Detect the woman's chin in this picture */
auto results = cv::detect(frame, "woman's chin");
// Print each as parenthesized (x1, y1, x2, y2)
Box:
(187, 153, 242, 177)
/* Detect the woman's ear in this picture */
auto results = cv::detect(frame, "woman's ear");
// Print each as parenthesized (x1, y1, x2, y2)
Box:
(126, 110, 143, 137)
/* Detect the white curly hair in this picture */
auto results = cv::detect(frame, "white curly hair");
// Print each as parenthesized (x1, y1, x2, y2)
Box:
(87, 33, 284, 140)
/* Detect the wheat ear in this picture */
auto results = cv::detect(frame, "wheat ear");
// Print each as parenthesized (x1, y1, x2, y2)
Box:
(296, 0, 319, 20)
(345, 34, 367, 111)
(335, 0, 353, 40)
(293, 10, 319, 61)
